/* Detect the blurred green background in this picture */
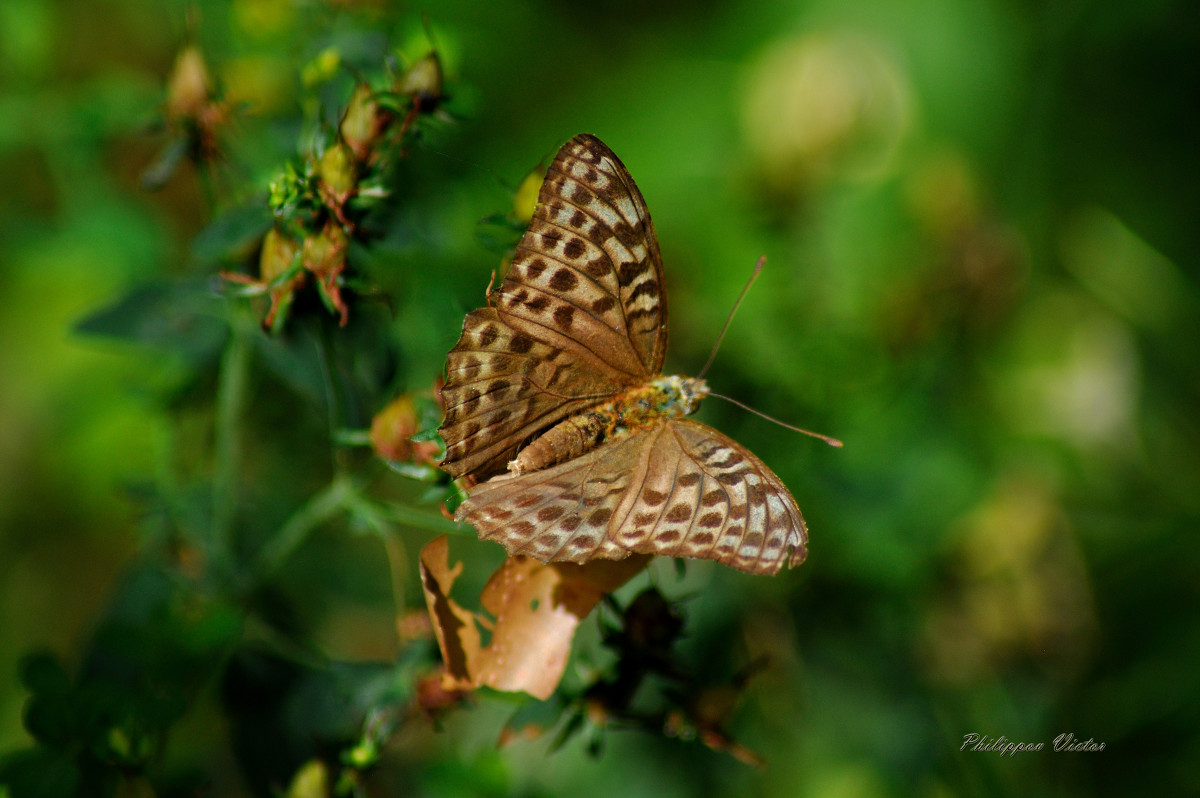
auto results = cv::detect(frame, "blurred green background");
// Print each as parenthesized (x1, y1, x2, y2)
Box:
(2, 0, 1198, 795)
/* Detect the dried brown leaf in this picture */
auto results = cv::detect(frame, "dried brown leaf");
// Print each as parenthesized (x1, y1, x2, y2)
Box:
(419, 535, 648, 699)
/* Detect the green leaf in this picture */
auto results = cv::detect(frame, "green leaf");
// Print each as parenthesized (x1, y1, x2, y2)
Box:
(548, 709, 586, 753)
(384, 461, 442, 481)
(248, 322, 329, 407)
(0, 746, 82, 798)
(502, 695, 567, 744)
(441, 480, 469, 515)
(73, 279, 228, 363)
(409, 427, 442, 444)
(474, 213, 524, 255)
(17, 652, 69, 697)
(191, 198, 273, 265)
(22, 689, 76, 747)
(140, 134, 190, 191)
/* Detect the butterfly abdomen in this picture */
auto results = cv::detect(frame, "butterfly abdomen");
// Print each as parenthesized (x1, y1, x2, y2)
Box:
(507, 376, 709, 475)
(507, 412, 607, 475)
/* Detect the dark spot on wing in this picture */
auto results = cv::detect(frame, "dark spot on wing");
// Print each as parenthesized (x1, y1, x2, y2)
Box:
(549, 268, 579, 292)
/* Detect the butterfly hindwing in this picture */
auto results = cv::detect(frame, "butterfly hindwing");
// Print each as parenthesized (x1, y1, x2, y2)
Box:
(457, 419, 807, 576)
(455, 429, 647, 563)
(648, 419, 807, 575)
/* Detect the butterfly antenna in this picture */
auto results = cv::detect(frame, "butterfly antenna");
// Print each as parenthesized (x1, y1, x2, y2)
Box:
(697, 256, 765, 379)
(707, 391, 843, 448)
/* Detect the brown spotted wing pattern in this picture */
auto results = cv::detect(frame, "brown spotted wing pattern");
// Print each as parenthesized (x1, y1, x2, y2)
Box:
(441, 307, 623, 480)
(441, 134, 808, 575)
(458, 420, 807, 576)
(441, 134, 667, 480)
(493, 133, 669, 381)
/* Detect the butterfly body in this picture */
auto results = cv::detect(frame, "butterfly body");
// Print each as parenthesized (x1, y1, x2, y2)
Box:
(439, 134, 809, 576)
(508, 375, 709, 475)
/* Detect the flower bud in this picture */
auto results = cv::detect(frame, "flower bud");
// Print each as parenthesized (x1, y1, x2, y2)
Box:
(340, 83, 392, 162)
(166, 45, 213, 120)
(316, 141, 357, 199)
(259, 227, 305, 330)
(398, 51, 444, 111)
(512, 165, 545, 225)
(301, 223, 346, 278)
(302, 223, 350, 324)
(259, 227, 302, 286)
(370, 395, 440, 465)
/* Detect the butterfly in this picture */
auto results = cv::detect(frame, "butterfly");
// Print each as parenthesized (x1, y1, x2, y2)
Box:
(438, 134, 808, 576)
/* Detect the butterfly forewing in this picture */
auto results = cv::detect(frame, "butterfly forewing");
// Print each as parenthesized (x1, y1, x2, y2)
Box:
(441, 308, 624, 480)
(457, 419, 807, 576)
(441, 134, 670, 479)
(493, 134, 668, 381)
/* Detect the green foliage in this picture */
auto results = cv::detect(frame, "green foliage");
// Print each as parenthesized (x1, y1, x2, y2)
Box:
(2, 0, 1199, 797)
(2, 566, 242, 797)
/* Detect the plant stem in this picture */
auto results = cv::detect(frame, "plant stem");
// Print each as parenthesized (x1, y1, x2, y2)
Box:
(308, 320, 342, 473)
(368, 500, 469, 535)
(254, 475, 357, 579)
(211, 317, 252, 573)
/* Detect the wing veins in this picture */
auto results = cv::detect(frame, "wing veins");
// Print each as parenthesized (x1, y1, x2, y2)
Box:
(497, 307, 646, 383)
(538, 179, 630, 245)
(539, 168, 657, 357)
(442, 379, 527, 413)
(664, 423, 735, 560)
(499, 279, 626, 342)
(442, 391, 574, 425)
(449, 403, 591, 466)
(665, 453, 706, 558)
(609, 426, 668, 538)
(519, 220, 622, 299)
(511, 242, 622, 314)
(539, 458, 604, 562)
(544, 164, 646, 236)
(443, 374, 608, 415)
(520, 213, 637, 343)
(447, 373, 618, 406)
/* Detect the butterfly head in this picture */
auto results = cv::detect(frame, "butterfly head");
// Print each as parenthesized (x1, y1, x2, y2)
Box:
(649, 375, 710, 419)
